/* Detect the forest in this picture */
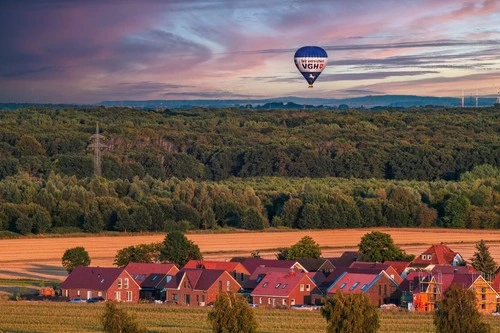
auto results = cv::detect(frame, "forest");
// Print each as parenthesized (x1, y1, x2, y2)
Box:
(0, 106, 498, 235)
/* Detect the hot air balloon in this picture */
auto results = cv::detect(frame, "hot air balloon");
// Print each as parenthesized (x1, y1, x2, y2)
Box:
(294, 46, 328, 88)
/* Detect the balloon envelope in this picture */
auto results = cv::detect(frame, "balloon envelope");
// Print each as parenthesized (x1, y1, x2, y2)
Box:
(294, 46, 328, 87)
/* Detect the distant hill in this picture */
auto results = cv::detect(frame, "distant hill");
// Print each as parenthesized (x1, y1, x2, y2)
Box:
(97, 95, 497, 109)
(0, 95, 497, 110)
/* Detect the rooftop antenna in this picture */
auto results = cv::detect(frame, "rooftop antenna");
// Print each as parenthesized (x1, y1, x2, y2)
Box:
(88, 122, 107, 177)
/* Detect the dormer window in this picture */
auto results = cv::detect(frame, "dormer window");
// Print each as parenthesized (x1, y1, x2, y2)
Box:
(421, 255, 427, 260)
(262, 282, 268, 288)
(275, 283, 281, 288)
(427, 255, 432, 260)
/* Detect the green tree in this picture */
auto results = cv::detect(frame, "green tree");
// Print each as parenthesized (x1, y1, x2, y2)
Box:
(159, 231, 202, 267)
(287, 235, 321, 259)
(241, 207, 268, 230)
(321, 292, 379, 333)
(114, 243, 161, 268)
(62, 246, 91, 273)
(358, 231, 414, 262)
(442, 194, 470, 228)
(207, 292, 257, 333)
(434, 284, 490, 333)
(102, 301, 146, 333)
(470, 240, 498, 278)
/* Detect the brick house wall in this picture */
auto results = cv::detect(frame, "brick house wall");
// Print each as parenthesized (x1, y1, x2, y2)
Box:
(166, 271, 241, 306)
(62, 271, 140, 302)
(252, 277, 318, 307)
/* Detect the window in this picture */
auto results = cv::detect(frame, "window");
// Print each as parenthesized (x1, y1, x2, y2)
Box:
(65, 290, 68, 297)
(350, 282, 359, 291)
(202, 295, 205, 302)
(173, 293, 178, 301)
(124, 278, 129, 289)
(115, 291, 121, 301)
(290, 299, 295, 306)
(306, 284, 310, 291)
(282, 299, 287, 305)
(361, 284, 368, 291)
(482, 303, 486, 309)
(226, 281, 231, 291)
(427, 255, 432, 260)
(117, 278, 122, 289)
(98, 291, 102, 297)
(340, 283, 347, 289)
(262, 282, 268, 288)
(282, 284, 287, 289)
(259, 297, 262, 304)
(256, 276, 263, 283)
(275, 283, 281, 288)
(421, 255, 426, 260)
(241, 273, 244, 281)
(152, 275, 158, 281)
(126, 291, 132, 302)
(268, 298, 271, 305)
(300, 284, 304, 291)
(77, 290, 80, 296)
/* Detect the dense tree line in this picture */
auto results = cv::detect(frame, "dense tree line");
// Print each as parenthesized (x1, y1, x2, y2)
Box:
(0, 107, 498, 182)
(0, 164, 498, 235)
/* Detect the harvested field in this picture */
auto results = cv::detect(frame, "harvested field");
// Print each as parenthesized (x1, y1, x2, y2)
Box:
(2, 228, 500, 281)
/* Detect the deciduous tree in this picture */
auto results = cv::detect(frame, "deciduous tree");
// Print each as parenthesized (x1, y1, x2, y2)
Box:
(102, 301, 146, 333)
(114, 243, 161, 268)
(159, 231, 202, 267)
(358, 231, 414, 262)
(434, 284, 490, 333)
(62, 246, 91, 273)
(321, 292, 379, 333)
(207, 292, 257, 333)
(287, 235, 321, 259)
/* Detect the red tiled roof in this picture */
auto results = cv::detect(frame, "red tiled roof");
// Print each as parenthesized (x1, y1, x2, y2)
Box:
(60, 266, 124, 290)
(250, 270, 315, 297)
(183, 260, 249, 274)
(383, 261, 411, 275)
(328, 272, 381, 294)
(240, 258, 307, 274)
(163, 268, 241, 291)
(412, 244, 461, 266)
(243, 266, 297, 290)
(125, 262, 178, 286)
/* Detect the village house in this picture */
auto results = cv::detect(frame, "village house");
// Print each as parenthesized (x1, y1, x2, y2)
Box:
(162, 268, 241, 306)
(233, 257, 308, 275)
(326, 271, 399, 306)
(60, 266, 140, 302)
(410, 244, 464, 267)
(250, 270, 319, 307)
(182, 259, 250, 284)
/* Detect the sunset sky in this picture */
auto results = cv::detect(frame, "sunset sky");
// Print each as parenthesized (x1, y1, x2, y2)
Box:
(1, 0, 500, 103)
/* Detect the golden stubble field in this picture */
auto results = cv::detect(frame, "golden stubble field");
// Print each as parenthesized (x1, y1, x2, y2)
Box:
(2, 228, 500, 282)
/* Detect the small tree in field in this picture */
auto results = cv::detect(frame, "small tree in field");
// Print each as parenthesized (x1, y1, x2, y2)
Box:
(434, 284, 490, 333)
(62, 246, 91, 273)
(114, 242, 161, 268)
(470, 240, 497, 278)
(358, 231, 414, 262)
(321, 292, 379, 333)
(287, 235, 321, 259)
(159, 231, 202, 267)
(102, 301, 146, 333)
(207, 292, 257, 333)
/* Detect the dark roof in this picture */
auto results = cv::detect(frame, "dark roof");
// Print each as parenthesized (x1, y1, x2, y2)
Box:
(239, 258, 306, 274)
(397, 271, 434, 293)
(163, 268, 241, 291)
(429, 265, 477, 275)
(183, 260, 249, 274)
(329, 251, 358, 267)
(141, 273, 168, 289)
(296, 258, 334, 272)
(60, 266, 124, 290)
(125, 262, 178, 286)
(383, 261, 411, 275)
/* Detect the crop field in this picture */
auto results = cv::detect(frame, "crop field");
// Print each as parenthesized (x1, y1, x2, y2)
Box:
(2, 228, 500, 282)
(1, 301, 500, 333)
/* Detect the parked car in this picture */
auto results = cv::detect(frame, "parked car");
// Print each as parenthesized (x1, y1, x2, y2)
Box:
(69, 298, 85, 303)
(87, 296, 105, 303)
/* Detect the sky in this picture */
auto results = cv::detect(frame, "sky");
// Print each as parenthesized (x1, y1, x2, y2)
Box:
(1, 0, 500, 104)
